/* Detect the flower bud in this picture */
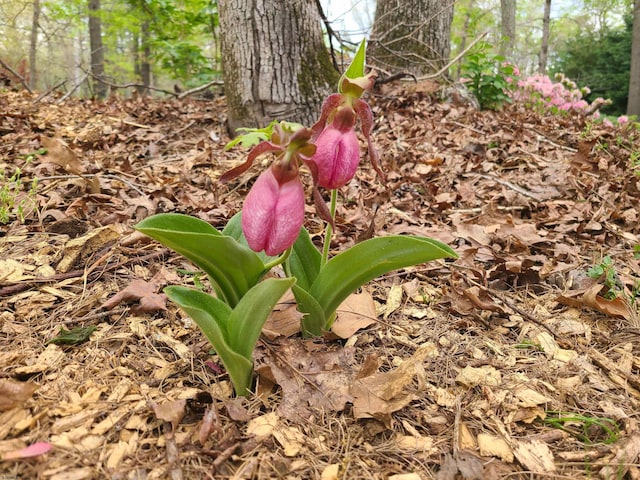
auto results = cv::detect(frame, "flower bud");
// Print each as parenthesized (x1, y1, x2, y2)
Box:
(242, 167, 304, 256)
(308, 122, 360, 189)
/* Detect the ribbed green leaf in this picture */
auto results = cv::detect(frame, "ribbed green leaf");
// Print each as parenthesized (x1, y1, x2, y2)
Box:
(136, 214, 266, 306)
(309, 236, 457, 323)
(222, 212, 277, 265)
(285, 228, 321, 291)
(227, 277, 295, 359)
(164, 286, 254, 396)
(291, 284, 326, 337)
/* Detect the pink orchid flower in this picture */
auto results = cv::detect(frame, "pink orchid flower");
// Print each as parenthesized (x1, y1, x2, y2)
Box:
(242, 164, 305, 256)
(306, 74, 384, 189)
(311, 106, 360, 189)
(220, 123, 316, 256)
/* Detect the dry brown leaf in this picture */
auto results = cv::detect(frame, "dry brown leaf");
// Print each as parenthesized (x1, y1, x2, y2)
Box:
(351, 344, 436, 427)
(150, 399, 186, 431)
(557, 283, 635, 321)
(0, 379, 38, 412)
(477, 433, 514, 462)
(263, 290, 303, 339)
(102, 278, 167, 313)
(331, 290, 377, 339)
(40, 136, 85, 175)
(255, 340, 356, 421)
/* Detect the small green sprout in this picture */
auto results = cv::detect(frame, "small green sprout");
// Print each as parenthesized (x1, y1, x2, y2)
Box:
(544, 411, 620, 444)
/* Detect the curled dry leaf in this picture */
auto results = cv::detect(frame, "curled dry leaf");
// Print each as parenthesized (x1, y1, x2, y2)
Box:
(102, 278, 167, 313)
(40, 136, 85, 175)
(150, 399, 186, 431)
(557, 283, 636, 322)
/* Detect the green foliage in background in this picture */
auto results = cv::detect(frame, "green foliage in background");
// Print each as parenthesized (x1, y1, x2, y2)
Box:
(551, 13, 633, 116)
(0, 153, 40, 224)
(461, 41, 517, 110)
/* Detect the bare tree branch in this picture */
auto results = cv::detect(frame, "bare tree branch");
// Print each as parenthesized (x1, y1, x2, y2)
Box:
(0, 58, 33, 93)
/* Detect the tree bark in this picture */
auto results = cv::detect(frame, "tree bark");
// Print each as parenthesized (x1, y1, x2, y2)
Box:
(88, 0, 107, 99)
(628, 0, 640, 116)
(499, 0, 516, 60)
(538, 0, 551, 74)
(370, 0, 454, 76)
(29, 0, 40, 89)
(219, 0, 339, 134)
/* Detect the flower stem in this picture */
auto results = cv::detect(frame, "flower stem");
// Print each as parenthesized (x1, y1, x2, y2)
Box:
(263, 247, 292, 271)
(321, 189, 338, 267)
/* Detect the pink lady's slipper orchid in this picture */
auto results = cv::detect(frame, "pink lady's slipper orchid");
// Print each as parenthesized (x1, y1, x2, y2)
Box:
(311, 106, 360, 189)
(242, 164, 304, 256)
(220, 123, 316, 256)
(307, 74, 384, 189)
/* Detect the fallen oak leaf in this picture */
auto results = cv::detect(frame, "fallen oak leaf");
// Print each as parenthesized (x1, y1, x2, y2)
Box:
(351, 343, 438, 427)
(102, 278, 167, 313)
(40, 136, 85, 175)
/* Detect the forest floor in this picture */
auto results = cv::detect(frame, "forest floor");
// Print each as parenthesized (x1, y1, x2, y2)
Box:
(1, 83, 640, 480)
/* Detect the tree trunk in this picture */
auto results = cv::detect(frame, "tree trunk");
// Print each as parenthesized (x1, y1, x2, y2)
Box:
(29, 0, 40, 89)
(628, 0, 640, 116)
(370, 0, 454, 76)
(219, 0, 339, 134)
(538, 0, 551, 74)
(499, 0, 516, 60)
(88, 0, 107, 98)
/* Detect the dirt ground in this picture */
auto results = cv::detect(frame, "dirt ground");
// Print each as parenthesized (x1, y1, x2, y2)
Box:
(1, 83, 640, 480)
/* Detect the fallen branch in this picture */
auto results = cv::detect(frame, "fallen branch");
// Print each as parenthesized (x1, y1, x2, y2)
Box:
(0, 249, 167, 297)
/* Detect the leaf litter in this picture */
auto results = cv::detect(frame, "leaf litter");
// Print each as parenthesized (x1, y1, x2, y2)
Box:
(1, 85, 640, 478)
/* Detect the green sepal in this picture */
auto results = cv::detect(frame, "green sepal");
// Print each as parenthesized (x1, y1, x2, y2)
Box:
(136, 213, 267, 307)
(309, 236, 458, 326)
(341, 39, 367, 86)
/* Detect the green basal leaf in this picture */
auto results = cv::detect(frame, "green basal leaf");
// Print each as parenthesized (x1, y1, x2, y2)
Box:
(220, 211, 243, 239)
(46, 325, 97, 345)
(138, 213, 222, 236)
(309, 236, 458, 326)
(164, 285, 254, 396)
(342, 39, 367, 84)
(285, 228, 321, 291)
(291, 284, 326, 337)
(136, 214, 267, 306)
(165, 279, 293, 396)
(227, 277, 295, 360)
